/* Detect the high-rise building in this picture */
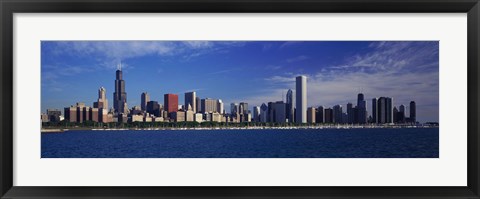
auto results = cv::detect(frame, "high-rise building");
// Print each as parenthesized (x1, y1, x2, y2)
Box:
(267, 102, 274, 123)
(410, 101, 416, 123)
(239, 102, 248, 115)
(260, 103, 268, 123)
(217, 99, 224, 114)
(272, 101, 287, 123)
(333, 105, 343, 123)
(201, 98, 218, 113)
(324, 108, 333, 123)
(393, 106, 399, 123)
(295, 75, 307, 123)
(347, 103, 354, 124)
(195, 96, 201, 113)
(141, 92, 150, 111)
(376, 97, 393, 124)
(398, 104, 406, 123)
(307, 107, 316, 124)
(64, 106, 77, 123)
(164, 94, 179, 113)
(185, 92, 196, 113)
(230, 103, 239, 115)
(46, 109, 62, 123)
(372, 98, 378, 124)
(90, 108, 99, 122)
(357, 93, 367, 124)
(146, 101, 161, 116)
(113, 67, 127, 114)
(286, 89, 294, 123)
(253, 106, 260, 122)
(316, 106, 324, 123)
(94, 87, 109, 110)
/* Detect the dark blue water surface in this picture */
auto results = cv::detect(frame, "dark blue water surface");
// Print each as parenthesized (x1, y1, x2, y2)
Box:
(41, 128, 439, 158)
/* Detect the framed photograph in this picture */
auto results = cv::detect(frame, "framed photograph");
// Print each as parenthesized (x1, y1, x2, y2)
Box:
(1, 0, 479, 198)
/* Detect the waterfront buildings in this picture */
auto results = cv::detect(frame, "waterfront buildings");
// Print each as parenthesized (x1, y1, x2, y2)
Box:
(239, 102, 248, 115)
(260, 103, 268, 123)
(357, 93, 367, 124)
(113, 67, 127, 114)
(253, 106, 260, 122)
(307, 107, 316, 124)
(46, 109, 62, 123)
(164, 94, 179, 114)
(230, 103, 239, 115)
(50, 68, 424, 126)
(141, 92, 150, 111)
(286, 89, 294, 123)
(271, 101, 286, 123)
(372, 98, 378, 123)
(217, 99, 224, 114)
(185, 92, 196, 113)
(333, 105, 343, 123)
(295, 75, 307, 123)
(374, 97, 393, 124)
(316, 106, 324, 123)
(94, 87, 109, 110)
(410, 101, 416, 123)
(324, 108, 333, 123)
(201, 98, 218, 113)
(146, 101, 161, 117)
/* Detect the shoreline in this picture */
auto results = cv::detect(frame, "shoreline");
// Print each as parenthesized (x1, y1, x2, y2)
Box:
(42, 125, 438, 132)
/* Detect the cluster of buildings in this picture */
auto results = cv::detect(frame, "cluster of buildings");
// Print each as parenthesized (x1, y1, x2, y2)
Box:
(41, 68, 418, 126)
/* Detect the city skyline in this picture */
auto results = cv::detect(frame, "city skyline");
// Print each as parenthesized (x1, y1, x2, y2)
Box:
(42, 41, 439, 122)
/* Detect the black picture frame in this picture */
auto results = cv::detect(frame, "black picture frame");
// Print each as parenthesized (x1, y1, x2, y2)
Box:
(1, 0, 479, 198)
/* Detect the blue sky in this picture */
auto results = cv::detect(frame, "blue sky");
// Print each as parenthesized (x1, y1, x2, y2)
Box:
(41, 41, 439, 122)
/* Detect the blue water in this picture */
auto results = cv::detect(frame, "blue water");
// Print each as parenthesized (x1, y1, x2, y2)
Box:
(41, 128, 439, 158)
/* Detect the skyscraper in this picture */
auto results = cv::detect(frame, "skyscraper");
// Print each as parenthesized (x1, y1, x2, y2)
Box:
(347, 103, 354, 124)
(164, 94, 179, 113)
(286, 89, 294, 123)
(333, 104, 343, 123)
(316, 106, 324, 123)
(230, 103, 239, 115)
(372, 98, 378, 124)
(260, 103, 268, 123)
(324, 108, 333, 123)
(146, 101, 160, 116)
(272, 101, 287, 123)
(185, 92, 196, 113)
(307, 107, 316, 124)
(96, 87, 108, 110)
(141, 92, 150, 111)
(377, 97, 393, 124)
(217, 99, 224, 114)
(357, 93, 367, 124)
(295, 75, 307, 123)
(201, 98, 218, 113)
(399, 104, 406, 123)
(239, 102, 248, 115)
(253, 106, 260, 122)
(195, 96, 201, 113)
(410, 101, 416, 123)
(113, 67, 127, 114)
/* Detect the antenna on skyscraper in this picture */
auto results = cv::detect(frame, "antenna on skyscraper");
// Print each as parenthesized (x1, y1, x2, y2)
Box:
(282, 90, 284, 102)
(117, 61, 122, 71)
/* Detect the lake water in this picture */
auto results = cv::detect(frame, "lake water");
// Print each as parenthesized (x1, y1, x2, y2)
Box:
(41, 128, 439, 158)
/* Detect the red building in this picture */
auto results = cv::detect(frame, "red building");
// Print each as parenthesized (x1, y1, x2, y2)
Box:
(164, 94, 179, 113)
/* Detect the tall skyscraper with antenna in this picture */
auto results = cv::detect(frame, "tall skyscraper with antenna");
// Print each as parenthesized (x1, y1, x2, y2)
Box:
(113, 62, 127, 114)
